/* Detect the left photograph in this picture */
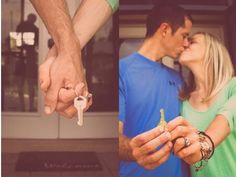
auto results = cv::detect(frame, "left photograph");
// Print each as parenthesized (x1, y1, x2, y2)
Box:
(1, 0, 119, 176)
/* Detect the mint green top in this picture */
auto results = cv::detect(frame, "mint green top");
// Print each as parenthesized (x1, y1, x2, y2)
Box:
(181, 77, 236, 177)
(106, 0, 119, 12)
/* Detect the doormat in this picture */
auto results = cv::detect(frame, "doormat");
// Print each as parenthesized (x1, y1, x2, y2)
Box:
(15, 151, 102, 171)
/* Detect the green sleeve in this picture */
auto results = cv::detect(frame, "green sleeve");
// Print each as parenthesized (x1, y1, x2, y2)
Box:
(106, 0, 119, 12)
(217, 78, 236, 132)
(180, 101, 184, 116)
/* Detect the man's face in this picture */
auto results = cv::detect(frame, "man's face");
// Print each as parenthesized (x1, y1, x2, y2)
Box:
(179, 34, 206, 66)
(165, 17, 192, 58)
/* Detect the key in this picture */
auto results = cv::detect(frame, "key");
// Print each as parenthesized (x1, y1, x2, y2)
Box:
(157, 108, 167, 130)
(74, 96, 87, 126)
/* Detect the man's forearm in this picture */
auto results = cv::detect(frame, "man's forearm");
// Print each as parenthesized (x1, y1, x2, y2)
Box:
(30, 0, 78, 52)
(205, 114, 230, 147)
(39, 0, 112, 59)
(119, 134, 135, 161)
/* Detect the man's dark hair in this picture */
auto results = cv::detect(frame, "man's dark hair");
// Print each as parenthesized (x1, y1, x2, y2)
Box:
(146, 3, 192, 38)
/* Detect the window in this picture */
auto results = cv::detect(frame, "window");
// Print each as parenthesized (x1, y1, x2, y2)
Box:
(82, 17, 118, 112)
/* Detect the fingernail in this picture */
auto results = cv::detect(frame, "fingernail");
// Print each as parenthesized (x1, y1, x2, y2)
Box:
(87, 94, 92, 101)
(168, 142, 173, 148)
(44, 106, 51, 114)
(87, 93, 92, 98)
(75, 83, 84, 94)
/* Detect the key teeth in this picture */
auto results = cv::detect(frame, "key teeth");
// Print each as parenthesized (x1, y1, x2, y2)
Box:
(77, 121, 83, 126)
(158, 125, 165, 133)
(74, 96, 86, 127)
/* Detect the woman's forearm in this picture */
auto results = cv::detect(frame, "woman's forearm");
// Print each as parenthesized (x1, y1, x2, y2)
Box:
(72, 0, 112, 48)
(205, 114, 230, 147)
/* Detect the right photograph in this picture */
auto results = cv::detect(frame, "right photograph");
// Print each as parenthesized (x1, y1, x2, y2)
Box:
(118, 1, 236, 177)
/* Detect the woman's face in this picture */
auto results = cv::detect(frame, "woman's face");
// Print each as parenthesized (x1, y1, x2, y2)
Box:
(179, 34, 206, 66)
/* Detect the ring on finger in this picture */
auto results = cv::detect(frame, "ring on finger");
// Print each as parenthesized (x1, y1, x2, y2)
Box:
(183, 137, 191, 147)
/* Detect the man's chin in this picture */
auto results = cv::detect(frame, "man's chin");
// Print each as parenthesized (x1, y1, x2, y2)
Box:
(173, 53, 180, 59)
(167, 52, 180, 59)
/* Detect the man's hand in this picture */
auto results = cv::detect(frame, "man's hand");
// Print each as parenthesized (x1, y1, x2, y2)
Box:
(39, 45, 57, 92)
(56, 83, 92, 118)
(130, 127, 172, 169)
(42, 39, 88, 115)
(39, 40, 92, 118)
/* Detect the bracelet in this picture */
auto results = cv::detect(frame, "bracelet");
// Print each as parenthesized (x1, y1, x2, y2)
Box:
(199, 131, 215, 159)
(193, 160, 208, 172)
(193, 131, 215, 172)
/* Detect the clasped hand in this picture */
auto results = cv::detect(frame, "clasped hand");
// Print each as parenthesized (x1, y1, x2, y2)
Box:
(129, 116, 202, 170)
(38, 40, 92, 118)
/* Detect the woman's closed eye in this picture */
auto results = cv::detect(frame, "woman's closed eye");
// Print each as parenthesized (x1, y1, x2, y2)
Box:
(189, 39, 196, 45)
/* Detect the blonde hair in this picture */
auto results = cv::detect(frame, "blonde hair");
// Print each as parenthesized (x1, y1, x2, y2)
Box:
(180, 32, 235, 101)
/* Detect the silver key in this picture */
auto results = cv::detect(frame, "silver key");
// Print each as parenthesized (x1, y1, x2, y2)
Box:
(74, 96, 87, 126)
(157, 108, 167, 131)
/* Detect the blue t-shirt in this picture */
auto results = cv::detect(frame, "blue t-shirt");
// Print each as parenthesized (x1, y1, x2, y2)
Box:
(119, 52, 189, 177)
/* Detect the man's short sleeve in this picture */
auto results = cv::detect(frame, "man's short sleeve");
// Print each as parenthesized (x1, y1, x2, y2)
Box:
(119, 73, 126, 122)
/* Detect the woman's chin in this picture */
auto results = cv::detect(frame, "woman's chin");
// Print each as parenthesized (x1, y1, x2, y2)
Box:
(179, 58, 189, 67)
(178, 57, 185, 64)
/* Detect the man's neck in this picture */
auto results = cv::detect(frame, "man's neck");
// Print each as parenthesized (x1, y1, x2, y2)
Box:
(138, 37, 165, 62)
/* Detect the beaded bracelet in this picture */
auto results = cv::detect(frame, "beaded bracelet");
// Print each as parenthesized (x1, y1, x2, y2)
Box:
(199, 131, 215, 159)
(193, 131, 215, 172)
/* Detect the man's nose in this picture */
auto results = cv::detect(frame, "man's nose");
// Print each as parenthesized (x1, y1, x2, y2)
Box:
(183, 38, 190, 48)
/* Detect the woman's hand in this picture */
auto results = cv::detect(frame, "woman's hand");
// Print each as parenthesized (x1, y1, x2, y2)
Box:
(166, 116, 202, 164)
(172, 134, 201, 164)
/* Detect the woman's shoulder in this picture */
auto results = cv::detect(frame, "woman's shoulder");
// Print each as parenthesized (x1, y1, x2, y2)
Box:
(229, 76, 236, 81)
(224, 77, 236, 96)
(226, 77, 236, 87)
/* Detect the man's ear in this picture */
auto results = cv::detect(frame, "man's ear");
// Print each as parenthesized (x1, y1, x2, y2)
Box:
(160, 23, 172, 37)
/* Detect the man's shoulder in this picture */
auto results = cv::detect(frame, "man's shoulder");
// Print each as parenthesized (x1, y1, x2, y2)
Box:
(119, 53, 136, 64)
(119, 53, 137, 72)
